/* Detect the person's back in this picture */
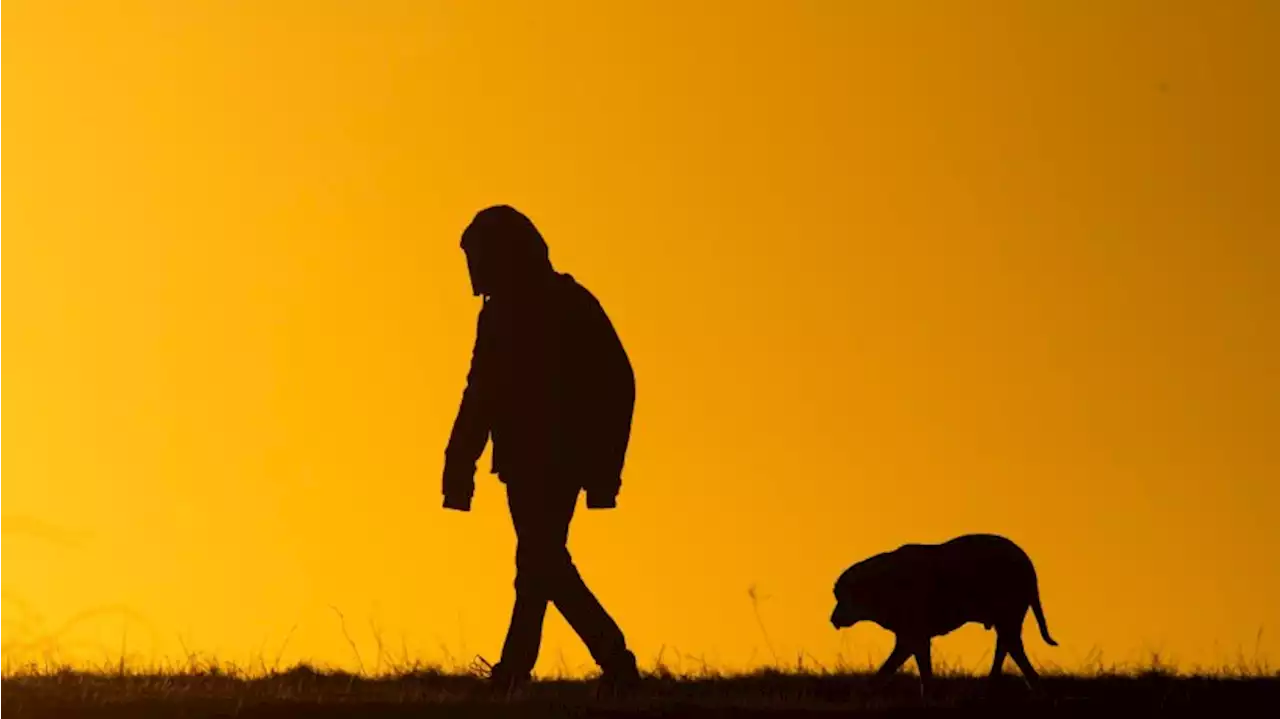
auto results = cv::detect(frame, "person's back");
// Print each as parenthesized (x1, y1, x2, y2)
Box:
(454, 271, 634, 504)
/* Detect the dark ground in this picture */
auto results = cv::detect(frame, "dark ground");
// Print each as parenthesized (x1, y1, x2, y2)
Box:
(4, 666, 1279, 718)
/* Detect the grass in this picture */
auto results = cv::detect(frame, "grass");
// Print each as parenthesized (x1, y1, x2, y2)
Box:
(3, 657, 1277, 718)
(5, 611, 1276, 716)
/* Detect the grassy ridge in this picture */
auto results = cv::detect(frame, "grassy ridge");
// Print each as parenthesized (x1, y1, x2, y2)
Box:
(3, 662, 1278, 718)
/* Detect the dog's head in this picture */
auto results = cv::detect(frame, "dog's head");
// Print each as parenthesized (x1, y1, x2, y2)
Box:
(830, 553, 896, 629)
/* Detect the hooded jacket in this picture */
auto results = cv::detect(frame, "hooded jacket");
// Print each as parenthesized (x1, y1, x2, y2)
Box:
(443, 272, 635, 510)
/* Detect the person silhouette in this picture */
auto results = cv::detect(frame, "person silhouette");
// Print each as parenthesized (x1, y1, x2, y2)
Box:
(442, 205, 641, 694)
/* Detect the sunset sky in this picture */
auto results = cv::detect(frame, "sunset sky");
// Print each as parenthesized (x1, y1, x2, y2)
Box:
(4, 1, 1278, 675)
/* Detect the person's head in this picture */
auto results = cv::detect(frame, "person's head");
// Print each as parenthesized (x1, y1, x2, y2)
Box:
(460, 205, 553, 298)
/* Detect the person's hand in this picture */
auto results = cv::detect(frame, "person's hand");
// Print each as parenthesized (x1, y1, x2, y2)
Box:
(585, 486, 618, 510)
(442, 459, 475, 512)
(443, 491, 473, 512)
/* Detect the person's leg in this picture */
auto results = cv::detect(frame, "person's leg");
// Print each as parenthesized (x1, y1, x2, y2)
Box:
(490, 483, 552, 683)
(538, 483, 637, 679)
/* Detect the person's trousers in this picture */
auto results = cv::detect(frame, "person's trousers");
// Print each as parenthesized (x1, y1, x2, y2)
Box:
(496, 479, 633, 677)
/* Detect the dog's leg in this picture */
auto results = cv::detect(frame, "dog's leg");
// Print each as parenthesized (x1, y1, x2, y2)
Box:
(876, 636, 913, 678)
(1004, 629, 1040, 686)
(869, 634, 913, 694)
(913, 638, 934, 700)
(981, 632, 1011, 701)
(988, 635, 1008, 679)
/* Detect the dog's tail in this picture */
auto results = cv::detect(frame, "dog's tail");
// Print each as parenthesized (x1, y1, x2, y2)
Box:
(1031, 580, 1058, 646)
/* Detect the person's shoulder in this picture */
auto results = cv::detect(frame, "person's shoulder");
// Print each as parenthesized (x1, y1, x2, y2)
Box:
(557, 273, 602, 307)
(558, 272, 585, 291)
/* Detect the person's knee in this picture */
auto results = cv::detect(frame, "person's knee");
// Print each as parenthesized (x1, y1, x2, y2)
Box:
(513, 571, 545, 597)
(515, 545, 574, 589)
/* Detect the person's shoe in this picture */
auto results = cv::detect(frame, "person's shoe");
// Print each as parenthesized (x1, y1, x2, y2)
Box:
(472, 656, 530, 700)
(594, 651, 641, 700)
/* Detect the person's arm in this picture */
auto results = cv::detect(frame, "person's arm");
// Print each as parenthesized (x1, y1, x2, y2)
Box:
(581, 296, 635, 510)
(442, 303, 495, 511)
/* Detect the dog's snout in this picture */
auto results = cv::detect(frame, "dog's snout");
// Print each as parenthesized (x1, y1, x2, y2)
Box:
(830, 606, 849, 629)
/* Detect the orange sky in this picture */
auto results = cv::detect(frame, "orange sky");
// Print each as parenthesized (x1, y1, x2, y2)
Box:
(4, 1, 1278, 676)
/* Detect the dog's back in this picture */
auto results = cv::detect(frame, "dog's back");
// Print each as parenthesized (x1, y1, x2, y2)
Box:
(918, 534, 1044, 636)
